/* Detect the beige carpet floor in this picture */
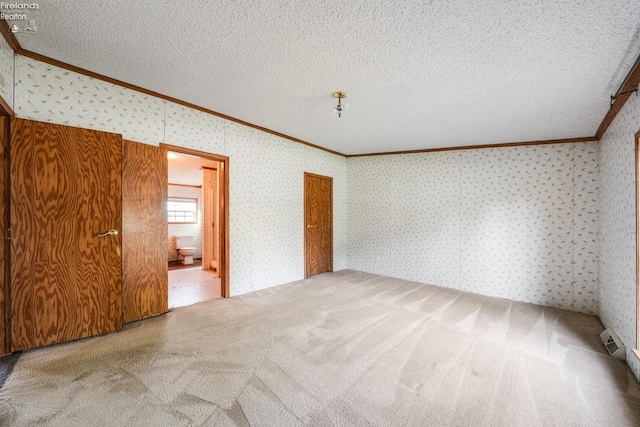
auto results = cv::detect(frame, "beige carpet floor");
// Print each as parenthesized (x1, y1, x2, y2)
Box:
(0, 270, 639, 426)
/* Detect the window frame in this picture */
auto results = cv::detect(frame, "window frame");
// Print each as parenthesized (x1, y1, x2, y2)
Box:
(167, 197, 198, 224)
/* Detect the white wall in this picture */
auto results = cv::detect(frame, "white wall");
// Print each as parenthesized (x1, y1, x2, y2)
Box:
(599, 91, 640, 380)
(0, 36, 13, 109)
(348, 142, 600, 315)
(13, 54, 348, 297)
(167, 185, 203, 261)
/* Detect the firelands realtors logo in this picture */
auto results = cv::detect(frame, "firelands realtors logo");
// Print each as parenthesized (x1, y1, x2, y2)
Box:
(1, 2, 40, 33)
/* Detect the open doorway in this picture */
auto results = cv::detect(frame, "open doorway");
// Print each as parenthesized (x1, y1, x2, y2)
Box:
(161, 143, 229, 308)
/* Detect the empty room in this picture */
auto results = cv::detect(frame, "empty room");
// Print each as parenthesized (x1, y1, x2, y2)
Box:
(1, 1, 640, 426)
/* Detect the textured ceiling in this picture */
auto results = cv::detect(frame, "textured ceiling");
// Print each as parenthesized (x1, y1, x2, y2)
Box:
(11, 0, 640, 155)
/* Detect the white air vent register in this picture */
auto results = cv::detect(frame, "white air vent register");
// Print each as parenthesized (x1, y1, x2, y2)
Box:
(600, 328, 625, 360)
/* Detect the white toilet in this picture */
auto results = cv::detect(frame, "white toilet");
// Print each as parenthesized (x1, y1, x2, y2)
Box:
(176, 236, 196, 265)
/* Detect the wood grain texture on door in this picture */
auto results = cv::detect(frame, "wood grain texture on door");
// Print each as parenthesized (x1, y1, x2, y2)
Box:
(0, 117, 9, 356)
(10, 119, 123, 351)
(304, 173, 333, 277)
(202, 166, 220, 276)
(202, 167, 214, 273)
(122, 139, 168, 323)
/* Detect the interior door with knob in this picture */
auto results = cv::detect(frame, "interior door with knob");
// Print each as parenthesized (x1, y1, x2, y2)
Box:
(304, 172, 333, 277)
(10, 118, 123, 351)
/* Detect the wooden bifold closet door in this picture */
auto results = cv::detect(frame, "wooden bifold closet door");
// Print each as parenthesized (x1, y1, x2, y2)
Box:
(121, 139, 168, 323)
(10, 118, 123, 351)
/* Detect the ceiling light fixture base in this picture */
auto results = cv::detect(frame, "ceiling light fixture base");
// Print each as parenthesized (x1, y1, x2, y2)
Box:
(332, 91, 347, 117)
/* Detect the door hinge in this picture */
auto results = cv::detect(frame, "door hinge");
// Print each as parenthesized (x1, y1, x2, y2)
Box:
(3, 146, 8, 159)
(4, 311, 9, 323)
(4, 227, 10, 241)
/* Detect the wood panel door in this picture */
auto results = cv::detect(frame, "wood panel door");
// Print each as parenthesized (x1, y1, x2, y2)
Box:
(202, 167, 214, 273)
(202, 165, 221, 276)
(121, 139, 168, 323)
(0, 117, 9, 356)
(10, 119, 123, 351)
(304, 173, 333, 277)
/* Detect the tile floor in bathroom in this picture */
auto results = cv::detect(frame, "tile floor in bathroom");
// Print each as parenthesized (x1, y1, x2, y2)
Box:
(168, 267, 222, 309)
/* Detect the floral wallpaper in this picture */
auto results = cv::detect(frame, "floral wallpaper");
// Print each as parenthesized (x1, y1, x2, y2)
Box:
(599, 91, 640, 380)
(0, 35, 14, 109)
(346, 156, 392, 277)
(14, 55, 164, 145)
(164, 102, 226, 154)
(348, 142, 599, 315)
(250, 132, 305, 289)
(225, 122, 256, 295)
(390, 152, 462, 288)
(573, 142, 600, 314)
(167, 185, 203, 262)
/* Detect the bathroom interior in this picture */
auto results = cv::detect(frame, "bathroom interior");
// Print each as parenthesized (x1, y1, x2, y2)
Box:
(167, 151, 222, 308)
